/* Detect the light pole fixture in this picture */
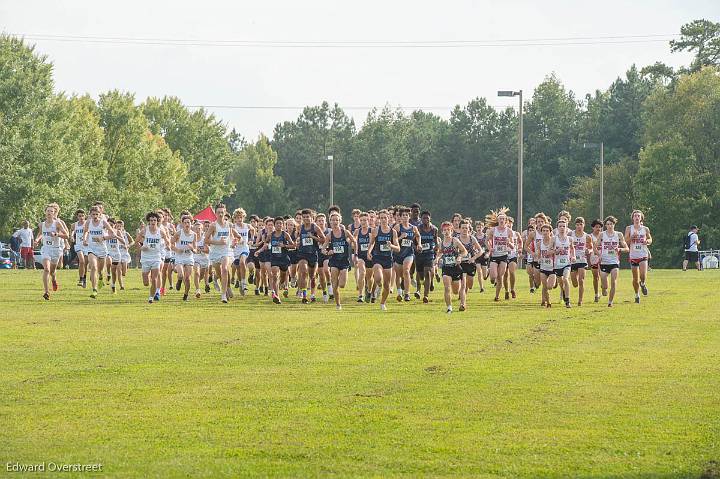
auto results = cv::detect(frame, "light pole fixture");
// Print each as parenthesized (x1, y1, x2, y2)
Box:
(498, 90, 523, 235)
(326, 155, 334, 207)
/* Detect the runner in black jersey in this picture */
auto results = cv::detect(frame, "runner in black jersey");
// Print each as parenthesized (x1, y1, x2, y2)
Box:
(415, 211, 439, 303)
(367, 209, 401, 311)
(436, 221, 468, 313)
(353, 212, 374, 303)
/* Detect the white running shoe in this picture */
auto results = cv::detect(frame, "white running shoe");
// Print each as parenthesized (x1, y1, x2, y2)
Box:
(336, 305, 342, 311)
(380, 303, 387, 311)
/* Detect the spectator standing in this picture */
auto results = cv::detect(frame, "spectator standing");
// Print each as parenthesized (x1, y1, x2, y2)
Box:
(683, 225, 700, 271)
(9, 234, 21, 269)
(12, 221, 35, 269)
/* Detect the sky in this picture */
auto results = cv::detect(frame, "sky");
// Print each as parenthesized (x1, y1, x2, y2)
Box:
(1, 0, 718, 139)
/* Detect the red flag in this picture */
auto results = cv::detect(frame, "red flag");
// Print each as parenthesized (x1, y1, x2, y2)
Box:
(193, 206, 217, 222)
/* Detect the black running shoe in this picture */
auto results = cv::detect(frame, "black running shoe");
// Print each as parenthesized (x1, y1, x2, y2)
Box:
(205, 284, 211, 293)
(175, 279, 182, 291)
(183, 293, 188, 301)
(641, 283, 648, 296)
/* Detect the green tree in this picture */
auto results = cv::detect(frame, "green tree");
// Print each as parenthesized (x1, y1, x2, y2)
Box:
(670, 19, 720, 72)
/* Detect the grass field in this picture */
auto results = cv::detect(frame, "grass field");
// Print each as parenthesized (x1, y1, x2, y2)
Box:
(1, 268, 719, 478)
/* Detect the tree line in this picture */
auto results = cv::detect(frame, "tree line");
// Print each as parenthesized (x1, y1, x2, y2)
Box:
(0, 20, 718, 266)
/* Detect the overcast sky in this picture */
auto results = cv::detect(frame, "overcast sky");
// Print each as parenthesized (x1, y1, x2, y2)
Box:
(2, 0, 718, 139)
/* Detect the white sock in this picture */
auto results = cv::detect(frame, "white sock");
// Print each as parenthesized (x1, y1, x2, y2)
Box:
(398, 288, 403, 295)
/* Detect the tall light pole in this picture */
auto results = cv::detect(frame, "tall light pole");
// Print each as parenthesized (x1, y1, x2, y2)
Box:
(583, 142, 604, 220)
(326, 155, 334, 207)
(498, 90, 523, 234)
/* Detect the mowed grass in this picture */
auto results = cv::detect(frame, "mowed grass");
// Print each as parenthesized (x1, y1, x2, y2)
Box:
(1, 268, 719, 478)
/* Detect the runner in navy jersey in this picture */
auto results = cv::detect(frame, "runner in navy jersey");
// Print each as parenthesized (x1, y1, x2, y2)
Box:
(353, 212, 375, 303)
(393, 208, 421, 302)
(315, 213, 332, 303)
(415, 211, 439, 303)
(296, 209, 326, 304)
(254, 216, 296, 304)
(323, 212, 357, 310)
(367, 209, 401, 311)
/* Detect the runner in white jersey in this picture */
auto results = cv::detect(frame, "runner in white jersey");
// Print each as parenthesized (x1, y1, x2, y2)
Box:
(486, 209, 515, 302)
(116, 220, 134, 282)
(106, 218, 127, 294)
(159, 209, 176, 296)
(527, 212, 549, 293)
(588, 219, 603, 302)
(82, 205, 117, 299)
(172, 215, 198, 301)
(204, 203, 240, 303)
(35, 203, 69, 300)
(534, 224, 555, 308)
(71, 209, 88, 288)
(569, 217, 593, 306)
(193, 221, 210, 295)
(502, 217, 523, 300)
(231, 208, 253, 295)
(522, 217, 537, 293)
(136, 211, 171, 303)
(552, 220, 575, 308)
(597, 216, 629, 307)
(625, 210, 653, 304)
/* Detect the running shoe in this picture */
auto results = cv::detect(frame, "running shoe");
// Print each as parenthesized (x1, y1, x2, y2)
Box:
(329, 294, 334, 300)
(52, 278, 58, 291)
(221, 295, 228, 304)
(148, 298, 153, 304)
(530, 287, 535, 293)
(505, 291, 510, 300)
(43, 292, 50, 300)
(357, 296, 364, 303)
(183, 293, 189, 301)
(272, 294, 281, 305)
(414, 291, 421, 299)
(594, 295, 600, 303)
(380, 303, 387, 311)
(160, 287, 166, 296)
(511, 290, 516, 299)
(90, 289, 98, 299)
(365, 291, 371, 303)
(336, 305, 342, 311)
(283, 289, 289, 298)
(154, 292, 161, 301)
(176, 279, 182, 291)
(322, 293, 329, 304)
(404, 294, 410, 302)
(82, 278, 86, 288)
(422, 296, 429, 303)
(205, 284, 211, 293)
(235, 280, 240, 289)
(111, 286, 116, 294)
(195, 289, 201, 299)
(370, 295, 376, 304)
(396, 294, 403, 303)
(640, 283, 648, 296)
(635, 296, 640, 304)
(254, 288, 260, 296)
(459, 304, 466, 312)
(248, 272, 254, 284)
(446, 306, 452, 314)
(311, 296, 317, 303)
(434, 273, 441, 283)
(77, 279, 83, 287)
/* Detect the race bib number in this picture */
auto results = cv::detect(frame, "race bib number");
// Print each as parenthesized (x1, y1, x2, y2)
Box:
(302, 237, 314, 247)
(496, 244, 506, 253)
(360, 243, 369, 252)
(558, 257, 568, 265)
(422, 242, 431, 251)
(150, 243, 156, 249)
(379, 243, 390, 252)
(542, 258, 553, 268)
(401, 238, 412, 247)
(444, 256, 456, 266)
(271, 246, 281, 254)
(633, 243, 643, 251)
(333, 246, 344, 254)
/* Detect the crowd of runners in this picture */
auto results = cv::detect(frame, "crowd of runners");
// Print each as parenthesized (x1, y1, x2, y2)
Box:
(31, 201, 654, 312)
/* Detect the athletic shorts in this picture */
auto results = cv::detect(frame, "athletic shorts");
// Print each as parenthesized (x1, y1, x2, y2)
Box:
(540, 269, 555, 277)
(40, 247, 61, 263)
(141, 259, 162, 273)
(20, 246, 33, 257)
(491, 255, 508, 264)
(442, 265, 463, 282)
(288, 250, 299, 265)
(209, 251, 231, 265)
(109, 251, 122, 263)
(630, 257, 648, 267)
(571, 262, 588, 271)
(554, 266, 570, 277)
(318, 252, 330, 265)
(87, 243, 108, 259)
(685, 251, 699, 262)
(175, 256, 194, 266)
(195, 255, 209, 268)
(531, 261, 540, 269)
(74, 244, 88, 255)
(329, 257, 350, 270)
(393, 253, 414, 265)
(507, 256, 518, 264)
(415, 255, 434, 273)
(460, 262, 476, 276)
(475, 255, 489, 266)
(121, 252, 131, 264)
(372, 256, 393, 270)
(297, 252, 318, 267)
(270, 261, 289, 272)
(600, 263, 619, 274)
